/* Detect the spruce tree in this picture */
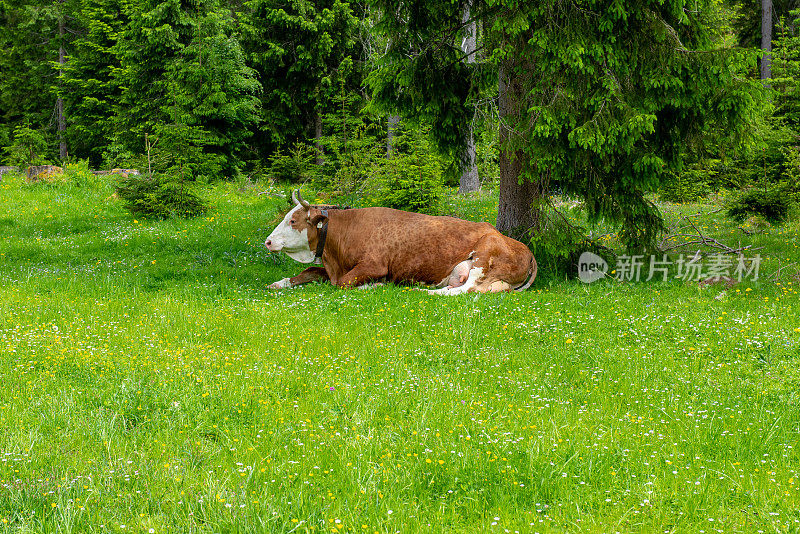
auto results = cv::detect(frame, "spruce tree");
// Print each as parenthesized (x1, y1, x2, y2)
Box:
(367, 0, 763, 248)
(114, 0, 260, 178)
(59, 0, 127, 166)
(240, 0, 363, 156)
(773, 8, 800, 125)
(732, 0, 800, 50)
(0, 0, 78, 159)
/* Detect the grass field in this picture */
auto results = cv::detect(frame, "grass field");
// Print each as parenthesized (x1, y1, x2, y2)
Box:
(1, 171, 799, 533)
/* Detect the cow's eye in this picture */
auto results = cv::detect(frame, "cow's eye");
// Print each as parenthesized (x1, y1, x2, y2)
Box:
(289, 219, 295, 225)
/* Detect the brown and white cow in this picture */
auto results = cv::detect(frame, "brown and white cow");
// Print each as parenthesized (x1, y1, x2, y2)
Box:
(264, 191, 537, 295)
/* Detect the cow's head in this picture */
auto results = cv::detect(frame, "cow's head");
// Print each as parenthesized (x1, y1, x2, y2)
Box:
(264, 191, 326, 263)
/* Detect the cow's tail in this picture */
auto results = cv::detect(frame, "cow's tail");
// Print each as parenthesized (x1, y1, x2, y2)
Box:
(513, 255, 537, 292)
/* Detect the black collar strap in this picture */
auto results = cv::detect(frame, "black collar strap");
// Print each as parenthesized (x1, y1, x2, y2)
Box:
(313, 209, 329, 265)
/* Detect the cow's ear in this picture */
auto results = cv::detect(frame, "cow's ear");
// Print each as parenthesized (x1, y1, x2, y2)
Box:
(307, 207, 326, 227)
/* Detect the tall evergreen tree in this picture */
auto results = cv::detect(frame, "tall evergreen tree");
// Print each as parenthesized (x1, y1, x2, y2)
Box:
(59, 0, 127, 166)
(772, 8, 800, 124)
(732, 0, 800, 50)
(763, 0, 775, 78)
(457, 0, 479, 195)
(367, 0, 763, 247)
(114, 0, 260, 177)
(0, 0, 78, 159)
(240, 0, 363, 157)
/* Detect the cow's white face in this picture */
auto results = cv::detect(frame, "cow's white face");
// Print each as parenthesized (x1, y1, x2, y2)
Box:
(265, 205, 315, 263)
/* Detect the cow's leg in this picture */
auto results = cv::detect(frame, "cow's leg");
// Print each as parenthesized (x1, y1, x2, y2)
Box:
(429, 266, 513, 295)
(427, 262, 486, 295)
(429, 234, 534, 295)
(268, 266, 328, 289)
(334, 262, 388, 288)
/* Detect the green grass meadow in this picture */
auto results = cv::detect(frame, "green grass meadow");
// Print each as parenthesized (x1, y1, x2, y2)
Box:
(1, 172, 799, 533)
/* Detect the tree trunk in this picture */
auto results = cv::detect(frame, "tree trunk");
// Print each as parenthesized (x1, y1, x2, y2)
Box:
(57, 16, 67, 161)
(459, 124, 480, 194)
(497, 146, 544, 239)
(314, 111, 323, 166)
(458, 0, 480, 194)
(761, 0, 773, 79)
(495, 59, 544, 239)
(387, 115, 400, 157)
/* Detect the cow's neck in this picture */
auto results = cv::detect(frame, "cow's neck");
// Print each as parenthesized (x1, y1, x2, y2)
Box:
(313, 210, 329, 265)
(318, 210, 346, 272)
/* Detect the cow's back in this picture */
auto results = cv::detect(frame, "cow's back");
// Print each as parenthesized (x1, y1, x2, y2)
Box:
(324, 207, 503, 285)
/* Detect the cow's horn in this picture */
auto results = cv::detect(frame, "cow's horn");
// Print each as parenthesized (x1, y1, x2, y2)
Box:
(293, 189, 311, 208)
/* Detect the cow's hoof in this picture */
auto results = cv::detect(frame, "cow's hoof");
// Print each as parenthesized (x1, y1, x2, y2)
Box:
(426, 287, 452, 296)
(268, 278, 292, 290)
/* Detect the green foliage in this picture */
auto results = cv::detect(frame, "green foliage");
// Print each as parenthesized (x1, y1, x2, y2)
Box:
(732, 0, 800, 50)
(240, 0, 364, 156)
(3, 124, 50, 167)
(783, 141, 800, 186)
(375, 159, 441, 213)
(312, 101, 446, 212)
(726, 187, 792, 224)
(114, 122, 213, 218)
(773, 9, 800, 127)
(321, 131, 385, 198)
(101, 140, 136, 170)
(267, 143, 318, 183)
(475, 122, 500, 187)
(63, 159, 101, 188)
(314, 83, 384, 196)
(0, 0, 74, 157)
(365, 0, 475, 168)
(528, 207, 615, 280)
(366, 0, 765, 250)
(59, 0, 127, 167)
(717, 8, 800, 206)
(114, 0, 260, 179)
(164, 9, 262, 178)
(723, 118, 800, 188)
(373, 129, 442, 213)
(115, 173, 209, 219)
(659, 162, 723, 203)
(152, 121, 221, 183)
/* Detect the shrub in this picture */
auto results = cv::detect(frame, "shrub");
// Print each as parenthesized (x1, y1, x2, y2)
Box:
(722, 119, 799, 189)
(268, 142, 318, 183)
(2, 123, 49, 168)
(64, 159, 100, 188)
(726, 187, 791, 225)
(374, 131, 442, 213)
(376, 160, 442, 213)
(782, 143, 800, 196)
(659, 166, 714, 203)
(116, 173, 209, 219)
(311, 78, 382, 196)
(152, 122, 223, 183)
(527, 207, 616, 280)
(475, 126, 499, 188)
(316, 132, 384, 198)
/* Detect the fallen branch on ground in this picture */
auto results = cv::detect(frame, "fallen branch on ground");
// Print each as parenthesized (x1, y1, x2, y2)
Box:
(659, 214, 762, 255)
(768, 262, 798, 281)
